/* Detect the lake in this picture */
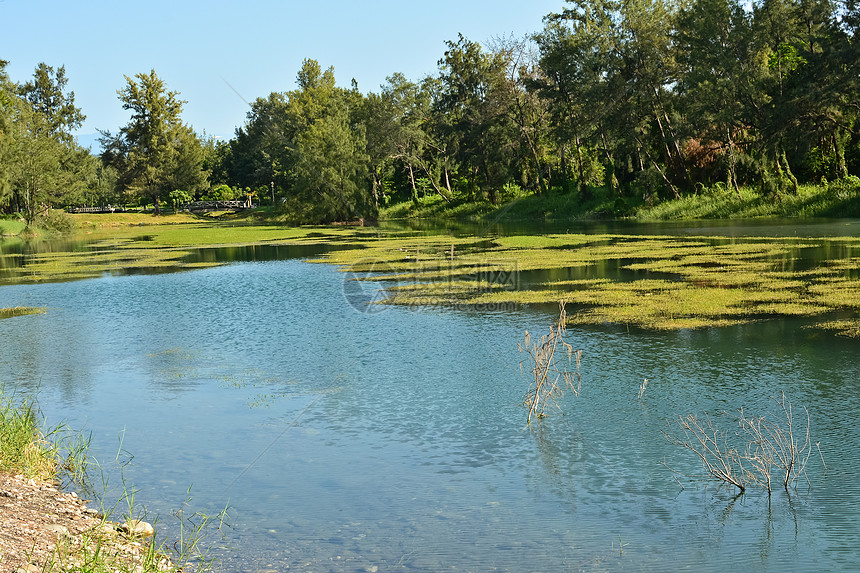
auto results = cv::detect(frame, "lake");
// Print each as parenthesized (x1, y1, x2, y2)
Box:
(0, 221, 858, 572)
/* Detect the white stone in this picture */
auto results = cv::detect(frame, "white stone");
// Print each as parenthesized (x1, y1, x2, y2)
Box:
(122, 519, 154, 538)
(45, 524, 69, 536)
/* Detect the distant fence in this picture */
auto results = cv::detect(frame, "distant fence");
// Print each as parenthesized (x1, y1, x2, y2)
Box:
(66, 200, 256, 214)
(182, 200, 255, 211)
(67, 206, 125, 214)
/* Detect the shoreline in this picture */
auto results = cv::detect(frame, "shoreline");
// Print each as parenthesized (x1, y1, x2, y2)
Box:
(0, 471, 168, 573)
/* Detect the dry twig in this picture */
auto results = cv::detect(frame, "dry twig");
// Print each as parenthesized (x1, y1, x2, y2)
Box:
(520, 301, 582, 424)
(665, 393, 820, 494)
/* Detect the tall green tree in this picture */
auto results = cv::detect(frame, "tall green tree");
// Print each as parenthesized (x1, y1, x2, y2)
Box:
(103, 70, 207, 212)
(675, 0, 758, 192)
(535, 13, 615, 192)
(488, 36, 553, 195)
(291, 62, 371, 221)
(295, 104, 371, 221)
(436, 34, 519, 203)
(0, 60, 14, 204)
(5, 62, 88, 222)
(19, 63, 85, 140)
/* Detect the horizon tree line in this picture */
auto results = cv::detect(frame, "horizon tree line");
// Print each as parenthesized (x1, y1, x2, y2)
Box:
(1, 0, 857, 223)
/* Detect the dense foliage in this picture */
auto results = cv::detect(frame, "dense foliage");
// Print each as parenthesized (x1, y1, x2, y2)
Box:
(1, 0, 857, 223)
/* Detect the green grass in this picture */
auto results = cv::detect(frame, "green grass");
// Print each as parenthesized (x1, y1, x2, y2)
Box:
(380, 186, 637, 222)
(0, 216, 28, 236)
(637, 181, 860, 220)
(0, 389, 57, 479)
(380, 194, 495, 220)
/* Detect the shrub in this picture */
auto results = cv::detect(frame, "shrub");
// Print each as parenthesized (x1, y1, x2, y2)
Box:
(33, 209, 78, 235)
(0, 390, 56, 479)
(826, 175, 860, 200)
(519, 302, 582, 424)
(205, 184, 236, 201)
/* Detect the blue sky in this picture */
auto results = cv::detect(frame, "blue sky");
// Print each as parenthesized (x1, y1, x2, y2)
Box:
(1, 0, 563, 142)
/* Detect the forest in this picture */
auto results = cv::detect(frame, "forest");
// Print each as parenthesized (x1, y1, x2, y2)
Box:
(1, 0, 858, 225)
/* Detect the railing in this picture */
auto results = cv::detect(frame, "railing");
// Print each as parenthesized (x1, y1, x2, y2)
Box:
(67, 206, 125, 214)
(67, 201, 256, 214)
(181, 200, 254, 211)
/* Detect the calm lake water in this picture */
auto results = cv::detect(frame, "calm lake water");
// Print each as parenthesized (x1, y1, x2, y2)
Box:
(1, 221, 859, 572)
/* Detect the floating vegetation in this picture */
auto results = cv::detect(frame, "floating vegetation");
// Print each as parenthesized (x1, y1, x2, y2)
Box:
(0, 307, 46, 320)
(0, 223, 361, 284)
(317, 230, 860, 333)
(2, 218, 858, 334)
(811, 319, 860, 338)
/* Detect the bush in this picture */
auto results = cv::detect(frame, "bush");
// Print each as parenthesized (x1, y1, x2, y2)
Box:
(33, 209, 78, 235)
(826, 175, 860, 200)
(501, 182, 527, 202)
(665, 393, 819, 494)
(205, 184, 236, 201)
(169, 189, 192, 208)
(633, 166, 670, 203)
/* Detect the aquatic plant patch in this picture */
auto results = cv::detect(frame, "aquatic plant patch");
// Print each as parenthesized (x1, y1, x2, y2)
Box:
(0, 307, 46, 320)
(317, 231, 860, 334)
(3, 220, 857, 335)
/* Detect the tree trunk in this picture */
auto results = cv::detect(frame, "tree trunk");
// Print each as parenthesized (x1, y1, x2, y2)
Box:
(834, 131, 849, 179)
(600, 132, 620, 195)
(370, 169, 380, 209)
(417, 162, 451, 203)
(726, 128, 741, 198)
(408, 164, 418, 204)
(560, 145, 569, 194)
(780, 148, 799, 195)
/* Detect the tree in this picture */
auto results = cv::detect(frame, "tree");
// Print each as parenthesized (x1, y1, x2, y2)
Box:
(295, 106, 371, 221)
(0, 60, 14, 204)
(202, 136, 231, 188)
(104, 70, 206, 213)
(227, 91, 292, 192)
(5, 62, 88, 223)
(488, 35, 553, 195)
(363, 73, 451, 205)
(535, 14, 615, 193)
(19, 63, 85, 140)
(436, 34, 519, 203)
(675, 0, 758, 193)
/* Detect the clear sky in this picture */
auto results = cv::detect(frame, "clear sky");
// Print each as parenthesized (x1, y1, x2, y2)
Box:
(1, 0, 564, 142)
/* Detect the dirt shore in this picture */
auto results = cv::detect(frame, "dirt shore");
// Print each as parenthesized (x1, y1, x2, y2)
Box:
(0, 472, 171, 572)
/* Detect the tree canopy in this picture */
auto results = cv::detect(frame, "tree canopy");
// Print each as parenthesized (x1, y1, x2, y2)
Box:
(100, 70, 207, 213)
(0, 0, 857, 223)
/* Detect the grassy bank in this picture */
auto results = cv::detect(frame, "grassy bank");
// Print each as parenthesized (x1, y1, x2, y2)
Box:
(379, 186, 635, 222)
(0, 390, 57, 480)
(379, 178, 860, 222)
(637, 178, 860, 220)
(0, 216, 27, 236)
